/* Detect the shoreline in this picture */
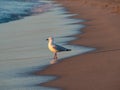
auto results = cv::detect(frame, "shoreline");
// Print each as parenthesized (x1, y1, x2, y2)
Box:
(37, 0, 120, 90)
(0, 1, 87, 89)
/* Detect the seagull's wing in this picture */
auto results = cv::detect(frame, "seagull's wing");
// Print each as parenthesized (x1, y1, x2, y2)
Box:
(53, 44, 71, 52)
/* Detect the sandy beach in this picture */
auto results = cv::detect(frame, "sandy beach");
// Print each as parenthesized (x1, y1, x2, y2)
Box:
(37, 0, 120, 90)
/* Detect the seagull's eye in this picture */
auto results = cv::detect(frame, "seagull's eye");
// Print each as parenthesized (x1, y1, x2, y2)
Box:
(46, 39, 48, 41)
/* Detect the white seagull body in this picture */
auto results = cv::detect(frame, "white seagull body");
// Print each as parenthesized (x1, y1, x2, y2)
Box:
(47, 37, 71, 60)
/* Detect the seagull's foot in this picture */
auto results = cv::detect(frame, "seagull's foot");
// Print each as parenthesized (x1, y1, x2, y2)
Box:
(50, 59, 58, 64)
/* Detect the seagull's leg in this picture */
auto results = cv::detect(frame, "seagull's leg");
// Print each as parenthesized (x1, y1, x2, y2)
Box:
(54, 52, 58, 60)
(55, 52, 58, 60)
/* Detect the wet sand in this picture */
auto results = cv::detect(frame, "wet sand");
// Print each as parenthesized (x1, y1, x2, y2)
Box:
(37, 0, 120, 90)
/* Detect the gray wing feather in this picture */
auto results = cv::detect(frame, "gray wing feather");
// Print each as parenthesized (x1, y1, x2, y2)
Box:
(54, 44, 68, 52)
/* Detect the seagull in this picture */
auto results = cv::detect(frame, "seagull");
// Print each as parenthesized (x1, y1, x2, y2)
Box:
(46, 37, 71, 60)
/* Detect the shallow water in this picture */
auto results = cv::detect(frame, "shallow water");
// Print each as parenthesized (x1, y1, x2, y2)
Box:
(0, 0, 94, 90)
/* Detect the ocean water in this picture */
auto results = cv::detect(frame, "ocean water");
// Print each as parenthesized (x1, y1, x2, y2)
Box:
(0, 0, 50, 23)
(0, 0, 94, 90)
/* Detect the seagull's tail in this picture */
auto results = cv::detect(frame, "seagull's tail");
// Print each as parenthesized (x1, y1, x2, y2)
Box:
(66, 49, 71, 51)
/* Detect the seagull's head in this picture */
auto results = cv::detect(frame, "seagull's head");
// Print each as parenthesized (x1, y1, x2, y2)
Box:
(46, 37, 54, 42)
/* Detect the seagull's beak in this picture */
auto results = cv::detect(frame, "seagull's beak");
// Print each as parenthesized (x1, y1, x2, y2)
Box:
(46, 39, 48, 41)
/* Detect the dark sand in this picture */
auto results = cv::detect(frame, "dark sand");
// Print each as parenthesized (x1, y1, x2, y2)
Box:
(37, 0, 120, 90)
